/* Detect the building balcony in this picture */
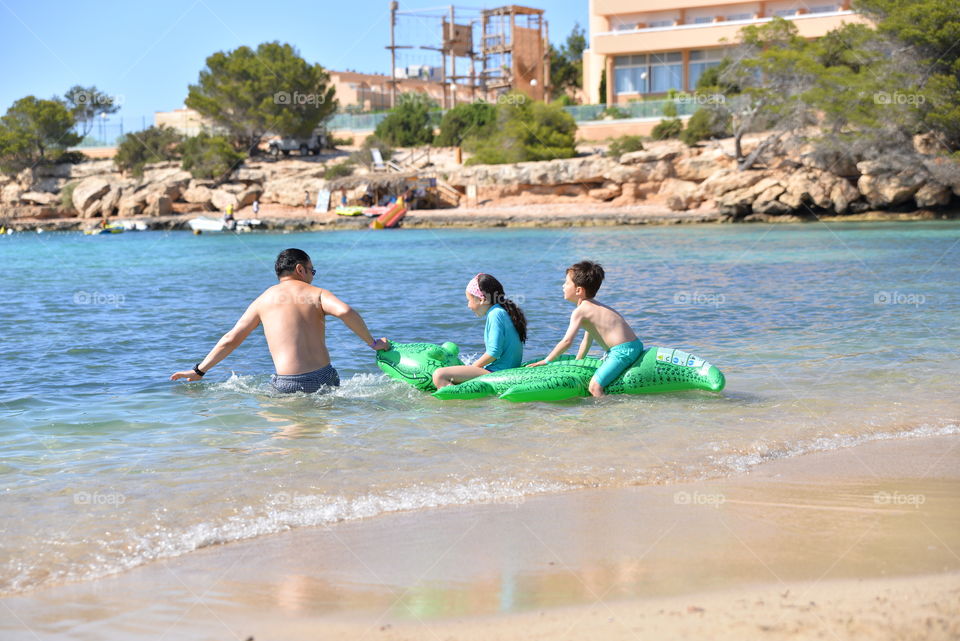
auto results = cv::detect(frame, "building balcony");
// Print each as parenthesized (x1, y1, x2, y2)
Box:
(592, 10, 866, 55)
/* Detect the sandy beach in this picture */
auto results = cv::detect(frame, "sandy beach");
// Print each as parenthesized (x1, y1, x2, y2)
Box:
(3, 433, 957, 640)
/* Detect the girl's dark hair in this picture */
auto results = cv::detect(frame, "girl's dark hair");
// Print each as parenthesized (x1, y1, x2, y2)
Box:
(476, 273, 527, 343)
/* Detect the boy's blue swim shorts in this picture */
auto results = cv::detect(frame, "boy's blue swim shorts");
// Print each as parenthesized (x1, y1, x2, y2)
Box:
(592, 339, 644, 388)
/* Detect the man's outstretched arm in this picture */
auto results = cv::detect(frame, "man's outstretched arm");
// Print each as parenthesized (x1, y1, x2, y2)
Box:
(170, 301, 262, 382)
(319, 289, 389, 350)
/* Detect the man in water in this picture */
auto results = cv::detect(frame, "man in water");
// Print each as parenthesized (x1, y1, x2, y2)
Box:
(170, 248, 388, 393)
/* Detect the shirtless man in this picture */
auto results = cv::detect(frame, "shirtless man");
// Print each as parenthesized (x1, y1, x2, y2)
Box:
(170, 248, 388, 393)
(527, 261, 643, 397)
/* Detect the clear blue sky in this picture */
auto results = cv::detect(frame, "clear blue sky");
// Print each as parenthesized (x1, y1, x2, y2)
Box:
(0, 0, 588, 128)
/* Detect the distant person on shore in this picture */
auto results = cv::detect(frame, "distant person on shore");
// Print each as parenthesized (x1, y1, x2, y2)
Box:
(527, 261, 642, 397)
(433, 273, 526, 389)
(170, 248, 389, 393)
(222, 204, 236, 230)
(252, 199, 260, 216)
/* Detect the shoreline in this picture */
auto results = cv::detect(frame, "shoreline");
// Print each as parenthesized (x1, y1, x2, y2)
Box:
(3, 202, 958, 232)
(2, 432, 957, 640)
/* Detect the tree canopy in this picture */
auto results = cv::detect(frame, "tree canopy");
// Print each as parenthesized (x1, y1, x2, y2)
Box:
(549, 23, 587, 102)
(0, 96, 82, 174)
(113, 125, 183, 177)
(373, 92, 438, 146)
(466, 94, 577, 165)
(435, 101, 496, 147)
(63, 85, 120, 138)
(186, 41, 337, 154)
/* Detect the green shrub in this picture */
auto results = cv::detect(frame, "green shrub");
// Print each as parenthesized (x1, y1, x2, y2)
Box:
(59, 181, 78, 210)
(680, 107, 732, 146)
(435, 101, 496, 147)
(323, 160, 354, 179)
(0, 96, 82, 175)
(599, 106, 630, 119)
(651, 118, 683, 141)
(179, 132, 244, 181)
(465, 96, 577, 165)
(53, 150, 87, 165)
(114, 125, 183, 177)
(607, 135, 645, 157)
(330, 136, 354, 147)
(373, 92, 437, 146)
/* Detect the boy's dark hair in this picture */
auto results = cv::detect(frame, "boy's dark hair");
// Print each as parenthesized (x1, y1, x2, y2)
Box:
(567, 261, 605, 298)
(476, 273, 527, 343)
(275, 248, 311, 278)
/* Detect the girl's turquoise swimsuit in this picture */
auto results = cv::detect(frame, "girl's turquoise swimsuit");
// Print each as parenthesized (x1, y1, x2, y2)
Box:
(593, 339, 644, 388)
(483, 303, 523, 372)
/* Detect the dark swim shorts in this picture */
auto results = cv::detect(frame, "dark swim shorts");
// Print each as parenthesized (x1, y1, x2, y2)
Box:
(270, 364, 340, 393)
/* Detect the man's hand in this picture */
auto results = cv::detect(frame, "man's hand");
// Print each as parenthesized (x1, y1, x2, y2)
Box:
(170, 370, 203, 382)
(370, 337, 390, 351)
(526, 360, 550, 367)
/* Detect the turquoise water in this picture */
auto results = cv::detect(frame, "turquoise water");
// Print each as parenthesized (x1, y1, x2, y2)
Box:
(1, 222, 958, 595)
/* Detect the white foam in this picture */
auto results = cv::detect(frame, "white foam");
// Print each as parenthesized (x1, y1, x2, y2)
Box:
(710, 422, 960, 475)
(2, 477, 571, 596)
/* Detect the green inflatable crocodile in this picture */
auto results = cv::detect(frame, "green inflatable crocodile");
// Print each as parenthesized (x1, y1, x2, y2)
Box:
(375, 341, 725, 402)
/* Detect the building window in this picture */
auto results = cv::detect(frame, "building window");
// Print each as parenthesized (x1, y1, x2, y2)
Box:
(649, 52, 682, 93)
(688, 49, 726, 90)
(693, 16, 713, 24)
(614, 55, 646, 94)
(774, 8, 798, 16)
(726, 12, 753, 20)
(648, 19, 674, 28)
(614, 53, 682, 95)
(809, 4, 838, 13)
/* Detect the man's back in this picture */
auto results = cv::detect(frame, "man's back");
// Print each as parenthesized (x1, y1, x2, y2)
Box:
(258, 280, 330, 375)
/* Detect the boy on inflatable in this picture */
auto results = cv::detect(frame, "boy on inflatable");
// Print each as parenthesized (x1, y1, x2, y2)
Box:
(527, 261, 643, 397)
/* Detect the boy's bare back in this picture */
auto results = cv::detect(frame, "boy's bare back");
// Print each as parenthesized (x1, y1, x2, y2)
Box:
(573, 299, 638, 351)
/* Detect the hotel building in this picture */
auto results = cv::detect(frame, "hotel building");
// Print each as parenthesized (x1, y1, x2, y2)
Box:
(583, 0, 869, 105)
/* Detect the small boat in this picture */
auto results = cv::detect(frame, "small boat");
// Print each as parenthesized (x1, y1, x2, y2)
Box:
(116, 220, 148, 231)
(235, 218, 262, 232)
(83, 224, 125, 235)
(335, 206, 365, 216)
(188, 217, 263, 233)
(188, 216, 225, 232)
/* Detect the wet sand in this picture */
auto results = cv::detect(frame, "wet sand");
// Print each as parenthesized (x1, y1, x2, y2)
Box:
(1, 434, 958, 640)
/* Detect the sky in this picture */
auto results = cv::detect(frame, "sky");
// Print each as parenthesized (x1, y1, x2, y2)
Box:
(0, 0, 588, 128)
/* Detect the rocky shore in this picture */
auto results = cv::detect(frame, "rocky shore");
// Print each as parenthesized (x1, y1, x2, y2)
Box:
(2, 135, 958, 232)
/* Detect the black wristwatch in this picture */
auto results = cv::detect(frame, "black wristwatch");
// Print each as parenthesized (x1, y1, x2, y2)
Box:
(192, 363, 206, 378)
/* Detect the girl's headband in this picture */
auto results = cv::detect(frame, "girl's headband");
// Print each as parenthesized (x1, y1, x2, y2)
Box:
(466, 274, 485, 302)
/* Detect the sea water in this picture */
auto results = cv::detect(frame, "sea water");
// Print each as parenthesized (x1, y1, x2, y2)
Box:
(0, 222, 957, 595)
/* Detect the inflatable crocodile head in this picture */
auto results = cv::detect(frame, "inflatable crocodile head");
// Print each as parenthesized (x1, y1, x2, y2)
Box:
(375, 341, 463, 391)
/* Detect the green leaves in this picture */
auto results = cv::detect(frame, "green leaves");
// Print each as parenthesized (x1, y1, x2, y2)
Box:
(373, 92, 438, 146)
(186, 41, 337, 154)
(0, 96, 81, 174)
(63, 86, 120, 138)
(549, 23, 587, 101)
(435, 101, 496, 147)
(114, 126, 183, 177)
(180, 132, 245, 181)
(465, 95, 577, 165)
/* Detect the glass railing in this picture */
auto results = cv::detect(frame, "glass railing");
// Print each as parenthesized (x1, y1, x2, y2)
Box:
(325, 99, 698, 131)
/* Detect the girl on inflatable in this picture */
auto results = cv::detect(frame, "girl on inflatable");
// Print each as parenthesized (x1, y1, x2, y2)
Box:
(432, 273, 527, 389)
